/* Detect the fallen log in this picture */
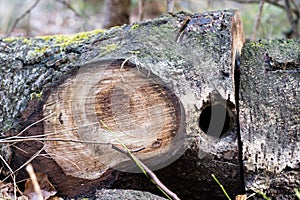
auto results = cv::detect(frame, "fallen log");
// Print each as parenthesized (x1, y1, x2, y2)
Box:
(240, 39, 300, 199)
(0, 9, 249, 199)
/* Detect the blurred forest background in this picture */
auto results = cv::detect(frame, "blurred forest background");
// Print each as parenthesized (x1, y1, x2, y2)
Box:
(0, 0, 299, 40)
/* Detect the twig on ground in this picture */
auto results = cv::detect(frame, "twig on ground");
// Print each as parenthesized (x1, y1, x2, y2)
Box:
(3, 145, 46, 182)
(0, 154, 18, 198)
(26, 164, 43, 200)
(112, 144, 180, 200)
(100, 120, 180, 200)
(5, 0, 41, 36)
(251, 0, 265, 41)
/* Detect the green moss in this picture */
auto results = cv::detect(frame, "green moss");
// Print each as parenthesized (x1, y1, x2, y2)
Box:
(30, 91, 43, 100)
(3, 37, 31, 44)
(3, 37, 18, 42)
(3, 29, 105, 50)
(37, 29, 105, 50)
(251, 41, 264, 48)
(34, 46, 49, 54)
(130, 24, 139, 30)
(111, 25, 121, 29)
(129, 50, 140, 55)
(100, 43, 118, 56)
(101, 43, 117, 51)
(22, 38, 32, 45)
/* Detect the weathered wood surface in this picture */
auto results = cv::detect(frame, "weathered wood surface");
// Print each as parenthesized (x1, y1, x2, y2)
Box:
(2, 8, 299, 200)
(0, 9, 248, 199)
(240, 40, 300, 199)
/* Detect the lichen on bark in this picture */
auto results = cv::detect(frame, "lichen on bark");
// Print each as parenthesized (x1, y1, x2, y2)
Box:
(240, 39, 300, 197)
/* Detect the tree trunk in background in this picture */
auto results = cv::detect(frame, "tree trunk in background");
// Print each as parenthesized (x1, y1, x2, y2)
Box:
(103, 0, 131, 28)
(167, 0, 176, 12)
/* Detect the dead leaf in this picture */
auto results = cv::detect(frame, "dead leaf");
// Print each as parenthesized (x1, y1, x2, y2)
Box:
(24, 172, 57, 200)
(48, 197, 63, 200)
(235, 194, 247, 200)
(0, 180, 30, 200)
(0, 181, 15, 199)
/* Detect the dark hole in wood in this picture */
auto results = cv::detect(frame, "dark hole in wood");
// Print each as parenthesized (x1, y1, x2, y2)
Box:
(58, 112, 63, 125)
(198, 103, 230, 137)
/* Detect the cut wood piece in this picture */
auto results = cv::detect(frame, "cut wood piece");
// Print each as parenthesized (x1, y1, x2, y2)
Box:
(1, 10, 245, 198)
(43, 60, 185, 179)
(240, 39, 300, 198)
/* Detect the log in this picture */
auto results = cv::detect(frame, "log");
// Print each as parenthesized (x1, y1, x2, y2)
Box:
(0, 10, 245, 198)
(240, 39, 300, 199)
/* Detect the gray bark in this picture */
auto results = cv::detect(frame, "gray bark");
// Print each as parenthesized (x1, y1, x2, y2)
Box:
(240, 40, 300, 199)
(4, 10, 292, 199)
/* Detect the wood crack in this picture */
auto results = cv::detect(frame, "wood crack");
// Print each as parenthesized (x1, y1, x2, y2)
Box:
(234, 50, 246, 194)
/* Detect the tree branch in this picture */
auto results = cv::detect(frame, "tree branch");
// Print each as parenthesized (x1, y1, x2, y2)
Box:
(112, 144, 180, 200)
(251, 0, 265, 41)
(5, 0, 41, 36)
(227, 0, 299, 15)
(56, 0, 87, 20)
(138, 0, 145, 21)
(284, 0, 299, 38)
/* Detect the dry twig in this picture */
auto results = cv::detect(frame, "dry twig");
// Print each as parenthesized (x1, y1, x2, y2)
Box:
(15, 112, 56, 137)
(56, 0, 87, 20)
(1, 136, 111, 146)
(138, 0, 145, 21)
(0, 154, 18, 198)
(283, 0, 299, 38)
(251, 0, 265, 41)
(5, 0, 41, 36)
(227, 0, 299, 16)
(112, 144, 180, 200)
(3, 145, 46, 182)
(26, 164, 43, 200)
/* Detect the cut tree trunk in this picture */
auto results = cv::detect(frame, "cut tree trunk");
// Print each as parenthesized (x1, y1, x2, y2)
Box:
(240, 40, 300, 199)
(0, 9, 273, 199)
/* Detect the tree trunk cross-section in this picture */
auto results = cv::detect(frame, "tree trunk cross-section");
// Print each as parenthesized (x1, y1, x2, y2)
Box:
(43, 60, 185, 180)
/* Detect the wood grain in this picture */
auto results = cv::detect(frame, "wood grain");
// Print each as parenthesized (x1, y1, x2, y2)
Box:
(2, 10, 246, 198)
(43, 61, 185, 179)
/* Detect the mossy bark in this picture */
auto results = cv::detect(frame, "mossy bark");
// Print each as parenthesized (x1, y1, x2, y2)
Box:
(240, 39, 300, 199)
(0, 9, 246, 199)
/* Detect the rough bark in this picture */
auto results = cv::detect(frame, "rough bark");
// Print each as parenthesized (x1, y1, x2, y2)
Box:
(240, 40, 300, 199)
(0, 10, 245, 199)
(94, 189, 167, 199)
